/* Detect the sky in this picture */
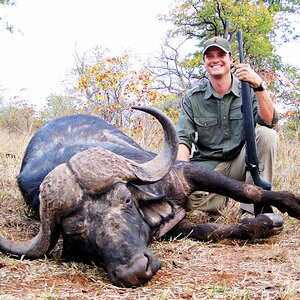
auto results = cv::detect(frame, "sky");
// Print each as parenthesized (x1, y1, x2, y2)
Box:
(0, 0, 299, 109)
(0, 0, 173, 108)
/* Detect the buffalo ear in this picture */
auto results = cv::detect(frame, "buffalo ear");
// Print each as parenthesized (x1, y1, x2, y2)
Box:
(128, 184, 174, 228)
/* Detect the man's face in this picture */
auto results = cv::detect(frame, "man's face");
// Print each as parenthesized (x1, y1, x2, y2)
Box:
(203, 47, 234, 78)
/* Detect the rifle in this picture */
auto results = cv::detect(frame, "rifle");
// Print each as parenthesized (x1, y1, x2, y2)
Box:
(236, 30, 273, 215)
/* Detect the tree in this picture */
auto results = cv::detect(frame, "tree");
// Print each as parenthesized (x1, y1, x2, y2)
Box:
(143, 0, 300, 124)
(161, 0, 299, 68)
(0, 0, 15, 32)
(61, 46, 175, 147)
(0, 98, 38, 133)
(75, 50, 167, 128)
(274, 64, 300, 140)
(145, 38, 204, 99)
(64, 46, 110, 103)
(39, 94, 82, 122)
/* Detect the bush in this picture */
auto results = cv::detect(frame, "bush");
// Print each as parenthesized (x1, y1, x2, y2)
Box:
(0, 100, 42, 134)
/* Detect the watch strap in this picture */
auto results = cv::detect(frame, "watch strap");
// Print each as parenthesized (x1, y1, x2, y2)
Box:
(253, 81, 266, 92)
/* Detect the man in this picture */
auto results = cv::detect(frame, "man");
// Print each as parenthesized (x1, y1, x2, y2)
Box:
(176, 36, 279, 214)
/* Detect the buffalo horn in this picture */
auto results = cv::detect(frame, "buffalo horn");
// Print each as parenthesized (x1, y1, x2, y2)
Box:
(0, 164, 81, 258)
(130, 106, 178, 183)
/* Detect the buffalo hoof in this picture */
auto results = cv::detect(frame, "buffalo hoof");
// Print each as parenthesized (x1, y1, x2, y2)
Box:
(239, 213, 284, 240)
(260, 213, 284, 227)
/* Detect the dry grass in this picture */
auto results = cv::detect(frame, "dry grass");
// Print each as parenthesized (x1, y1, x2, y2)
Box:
(0, 127, 299, 299)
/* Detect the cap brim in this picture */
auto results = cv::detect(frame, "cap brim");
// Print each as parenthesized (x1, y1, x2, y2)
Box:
(203, 44, 230, 56)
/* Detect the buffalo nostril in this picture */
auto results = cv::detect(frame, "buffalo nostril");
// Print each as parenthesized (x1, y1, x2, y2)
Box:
(111, 253, 160, 287)
(144, 253, 150, 272)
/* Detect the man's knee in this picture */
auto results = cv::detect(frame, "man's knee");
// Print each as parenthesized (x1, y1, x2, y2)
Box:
(185, 191, 228, 213)
(255, 126, 279, 150)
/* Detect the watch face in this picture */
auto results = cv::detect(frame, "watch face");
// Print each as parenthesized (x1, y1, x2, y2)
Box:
(254, 81, 266, 91)
(261, 81, 267, 90)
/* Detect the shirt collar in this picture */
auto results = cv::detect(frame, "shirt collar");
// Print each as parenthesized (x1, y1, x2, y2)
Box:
(204, 74, 240, 99)
(204, 81, 215, 99)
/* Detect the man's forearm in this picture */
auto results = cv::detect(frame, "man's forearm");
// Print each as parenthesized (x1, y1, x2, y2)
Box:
(255, 90, 275, 124)
(176, 144, 190, 161)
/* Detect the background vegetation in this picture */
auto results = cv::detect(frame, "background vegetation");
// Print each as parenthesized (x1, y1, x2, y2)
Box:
(0, 0, 299, 138)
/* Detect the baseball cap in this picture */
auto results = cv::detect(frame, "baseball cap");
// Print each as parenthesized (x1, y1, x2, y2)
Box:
(202, 37, 231, 56)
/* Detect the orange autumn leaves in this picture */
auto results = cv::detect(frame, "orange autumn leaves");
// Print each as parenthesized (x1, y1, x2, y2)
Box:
(78, 55, 172, 129)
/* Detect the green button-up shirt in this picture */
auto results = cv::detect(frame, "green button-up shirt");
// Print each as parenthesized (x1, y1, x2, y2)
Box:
(176, 76, 278, 169)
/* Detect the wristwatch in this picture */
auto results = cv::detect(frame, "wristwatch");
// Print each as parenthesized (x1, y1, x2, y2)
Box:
(252, 80, 267, 92)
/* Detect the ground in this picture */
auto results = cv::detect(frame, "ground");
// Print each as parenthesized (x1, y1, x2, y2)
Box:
(0, 198, 300, 299)
(0, 129, 299, 299)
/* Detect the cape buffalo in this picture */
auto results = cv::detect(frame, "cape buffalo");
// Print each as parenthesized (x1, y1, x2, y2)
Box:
(0, 106, 299, 287)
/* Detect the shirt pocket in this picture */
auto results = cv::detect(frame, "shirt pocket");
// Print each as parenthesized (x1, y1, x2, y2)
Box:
(194, 117, 219, 147)
(230, 105, 243, 120)
(229, 105, 244, 141)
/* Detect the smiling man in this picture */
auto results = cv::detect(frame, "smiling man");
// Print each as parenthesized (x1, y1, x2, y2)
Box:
(176, 36, 279, 214)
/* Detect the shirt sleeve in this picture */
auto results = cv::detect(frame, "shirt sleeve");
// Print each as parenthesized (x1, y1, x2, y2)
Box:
(176, 96, 197, 151)
(252, 91, 279, 128)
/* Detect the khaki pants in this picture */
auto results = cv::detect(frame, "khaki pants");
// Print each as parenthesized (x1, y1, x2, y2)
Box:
(186, 126, 279, 213)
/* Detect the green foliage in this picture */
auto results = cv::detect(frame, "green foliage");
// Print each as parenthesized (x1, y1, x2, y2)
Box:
(39, 94, 82, 122)
(160, 0, 300, 83)
(151, 0, 300, 126)
(162, 0, 295, 68)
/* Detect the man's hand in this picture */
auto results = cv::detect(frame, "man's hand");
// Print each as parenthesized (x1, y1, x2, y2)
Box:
(235, 63, 274, 124)
(235, 63, 262, 88)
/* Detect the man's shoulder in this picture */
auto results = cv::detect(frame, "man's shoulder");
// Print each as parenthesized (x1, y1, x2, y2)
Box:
(186, 79, 209, 97)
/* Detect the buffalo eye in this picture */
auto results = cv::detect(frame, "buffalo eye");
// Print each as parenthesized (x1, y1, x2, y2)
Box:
(125, 197, 132, 205)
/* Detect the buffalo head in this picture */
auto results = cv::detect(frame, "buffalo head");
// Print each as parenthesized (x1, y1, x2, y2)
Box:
(0, 106, 179, 287)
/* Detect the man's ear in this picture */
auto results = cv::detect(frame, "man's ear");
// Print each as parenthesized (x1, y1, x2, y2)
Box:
(230, 54, 235, 69)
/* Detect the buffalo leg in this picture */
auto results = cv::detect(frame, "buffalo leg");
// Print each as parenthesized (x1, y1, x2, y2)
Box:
(167, 213, 284, 242)
(182, 163, 300, 219)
